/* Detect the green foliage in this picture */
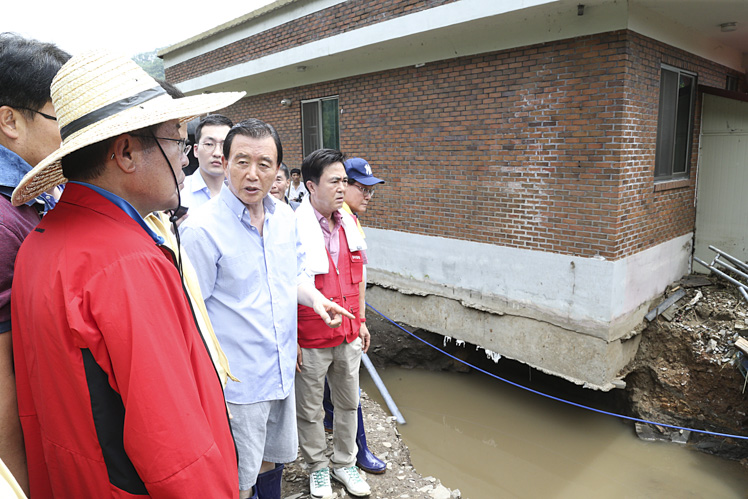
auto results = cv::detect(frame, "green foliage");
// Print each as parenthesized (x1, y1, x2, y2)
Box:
(133, 49, 165, 80)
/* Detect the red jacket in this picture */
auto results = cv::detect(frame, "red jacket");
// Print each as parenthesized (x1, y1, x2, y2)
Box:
(11, 184, 238, 498)
(298, 225, 363, 348)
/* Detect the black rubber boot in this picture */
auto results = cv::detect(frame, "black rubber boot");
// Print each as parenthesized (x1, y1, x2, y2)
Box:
(255, 463, 284, 499)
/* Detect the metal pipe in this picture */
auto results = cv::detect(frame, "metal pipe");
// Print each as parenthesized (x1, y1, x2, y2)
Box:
(708, 245, 748, 273)
(694, 257, 748, 290)
(644, 289, 686, 321)
(740, 287, 748, 305)
(712, 256, 748, 282)
(361, 353, 406, 425)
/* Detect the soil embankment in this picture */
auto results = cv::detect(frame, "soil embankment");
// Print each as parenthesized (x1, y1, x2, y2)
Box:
(281, 276, 748, 497)
(363, 276, 748, 466)
(621, 275, 748, 464)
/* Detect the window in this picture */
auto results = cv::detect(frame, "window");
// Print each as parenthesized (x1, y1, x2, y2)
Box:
(726, 75, 738, 92)
(654, 66, 696, 180)
(301, 97, 339, 158)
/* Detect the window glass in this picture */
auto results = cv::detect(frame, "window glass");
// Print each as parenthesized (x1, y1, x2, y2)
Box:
(654, 67, 696, 180)
(321, 98, 339, 150)
(302, 101, 320, 158)
(301, 97, 340, 158)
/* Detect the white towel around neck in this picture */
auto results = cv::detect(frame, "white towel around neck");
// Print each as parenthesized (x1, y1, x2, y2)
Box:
(296, 197, 367, 276)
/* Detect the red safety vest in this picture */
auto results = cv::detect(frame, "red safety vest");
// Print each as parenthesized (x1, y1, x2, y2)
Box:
(298, 225, 363, 349)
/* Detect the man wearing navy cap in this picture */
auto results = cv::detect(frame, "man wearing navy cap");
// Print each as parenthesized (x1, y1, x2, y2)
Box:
(320, 157, 386, 475)
(342, 158, 384, 222)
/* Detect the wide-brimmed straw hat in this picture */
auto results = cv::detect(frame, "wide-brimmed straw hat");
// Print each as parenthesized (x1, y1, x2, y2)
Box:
(12, 50, 245, 206)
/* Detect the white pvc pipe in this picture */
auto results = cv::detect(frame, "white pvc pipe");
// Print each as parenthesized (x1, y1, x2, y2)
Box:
(361, 353, 406, 425)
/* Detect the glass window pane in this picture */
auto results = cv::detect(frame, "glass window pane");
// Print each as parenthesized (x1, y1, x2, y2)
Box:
(302, 101, 321, 158)
(672, 74, 694, 175)
(655, 69, 678, 178)
(321, 98, 339, 151)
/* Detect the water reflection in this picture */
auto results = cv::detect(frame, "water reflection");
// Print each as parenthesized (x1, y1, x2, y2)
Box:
(361, 367, 748, 499)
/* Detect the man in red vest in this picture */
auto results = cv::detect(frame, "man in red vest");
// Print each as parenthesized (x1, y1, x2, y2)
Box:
(295, 149, 371, 498)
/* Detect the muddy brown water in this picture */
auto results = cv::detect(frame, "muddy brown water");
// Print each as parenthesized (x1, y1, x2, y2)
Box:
(361, 367, 748, 499)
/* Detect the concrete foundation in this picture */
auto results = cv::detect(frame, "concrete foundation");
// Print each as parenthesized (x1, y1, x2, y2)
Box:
(365, 230, 693, 390)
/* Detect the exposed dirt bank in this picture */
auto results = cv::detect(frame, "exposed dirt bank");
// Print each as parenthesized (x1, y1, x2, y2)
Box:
(363, 277, 748, 467)
(621, 275, 748, 464)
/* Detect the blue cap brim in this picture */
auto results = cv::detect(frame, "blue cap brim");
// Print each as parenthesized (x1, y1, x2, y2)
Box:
(353, 175, 385, 186)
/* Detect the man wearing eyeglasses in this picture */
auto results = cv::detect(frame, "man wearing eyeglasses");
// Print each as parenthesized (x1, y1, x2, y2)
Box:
(0, 33, 70, 496)
(181, 114, 233, 209)
(319, 157, 386, 477)
(342, 158, 384, 223)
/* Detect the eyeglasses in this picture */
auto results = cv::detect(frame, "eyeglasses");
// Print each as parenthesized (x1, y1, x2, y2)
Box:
(351, 183, 375, 197)
(198, 140, 224, 152)
(131, 134, 190, 155)
(4, 105, 57, 121)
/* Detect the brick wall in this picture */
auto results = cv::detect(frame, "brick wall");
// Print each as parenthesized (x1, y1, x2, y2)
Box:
(204, 30, 744, 260)
(166, 0, 459, 84)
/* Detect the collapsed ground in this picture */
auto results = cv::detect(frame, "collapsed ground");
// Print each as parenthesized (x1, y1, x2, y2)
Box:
(280, 275, 748, 496)
(621, 274, 748, 463)
(364, 274, 748, 467)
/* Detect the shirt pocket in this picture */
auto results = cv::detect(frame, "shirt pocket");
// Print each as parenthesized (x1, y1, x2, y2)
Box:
(216, 252, 264, 301)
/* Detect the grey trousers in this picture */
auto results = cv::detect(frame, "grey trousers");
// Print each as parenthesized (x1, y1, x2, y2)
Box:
(295, 337, 362, 472)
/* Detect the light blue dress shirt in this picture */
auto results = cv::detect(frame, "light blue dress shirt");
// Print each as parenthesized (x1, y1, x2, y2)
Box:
(179, 171, 213, 209)
(179, 186, 311, 404)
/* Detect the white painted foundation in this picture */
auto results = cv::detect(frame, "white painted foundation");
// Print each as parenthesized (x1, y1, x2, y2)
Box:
(364, 229, 692, 389)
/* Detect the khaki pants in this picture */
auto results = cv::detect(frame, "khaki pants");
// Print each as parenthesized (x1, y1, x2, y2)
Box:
(295, 338, 362, 472)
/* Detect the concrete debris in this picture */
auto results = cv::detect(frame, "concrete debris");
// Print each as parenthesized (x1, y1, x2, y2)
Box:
(680, 274, 712, 288)
(484, 348, 502, 363)
(635, 422, 691, 445)
(442, 335, 466, 348)
(687, 290, 703, 307)
(429, 484, 452, 499)
(645, 289, 687, 321)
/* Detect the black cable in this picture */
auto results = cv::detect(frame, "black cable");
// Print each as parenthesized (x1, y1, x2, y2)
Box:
(148, 130, 183, 277)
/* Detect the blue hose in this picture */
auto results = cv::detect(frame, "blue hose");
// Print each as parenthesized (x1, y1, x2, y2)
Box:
(366, 302, 748, 441)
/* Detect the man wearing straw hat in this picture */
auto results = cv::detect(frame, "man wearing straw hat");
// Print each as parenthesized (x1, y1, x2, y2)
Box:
(10, 51, 244, 498)
(0, 32, 70, 497)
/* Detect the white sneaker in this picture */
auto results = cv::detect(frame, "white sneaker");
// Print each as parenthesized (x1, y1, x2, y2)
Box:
(309, 468, 333, 498)
(332, 466, 371, 497)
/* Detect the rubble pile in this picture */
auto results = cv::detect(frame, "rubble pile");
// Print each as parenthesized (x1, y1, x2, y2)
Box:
(623, 274, 748, 464)
(680, 290, 748, 369)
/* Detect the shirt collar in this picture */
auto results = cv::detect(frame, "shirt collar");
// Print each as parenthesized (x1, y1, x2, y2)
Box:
(69, 181, 165, 245)
(312, 204, 342, 230)
(188, 170, 210, 193)
(0, 144, 57, 210)
(0, 143, 32, 190)
(220, 183, 276, 221)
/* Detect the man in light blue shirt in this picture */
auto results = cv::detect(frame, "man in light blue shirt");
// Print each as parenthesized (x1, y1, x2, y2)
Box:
(180, 118, 352, 499)
(180, 115, 233, 209)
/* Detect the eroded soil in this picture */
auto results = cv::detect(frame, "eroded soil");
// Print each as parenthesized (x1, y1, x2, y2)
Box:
(621, 275, 748, 463)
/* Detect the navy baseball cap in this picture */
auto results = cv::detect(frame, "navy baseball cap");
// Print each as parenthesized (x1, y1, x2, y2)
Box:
(344, 157, 385, 186)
